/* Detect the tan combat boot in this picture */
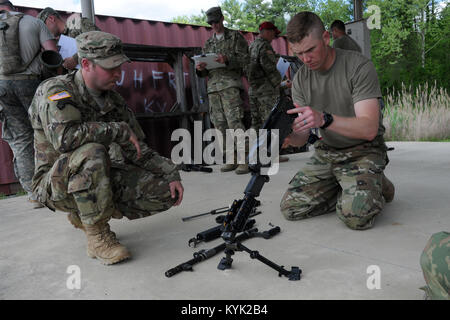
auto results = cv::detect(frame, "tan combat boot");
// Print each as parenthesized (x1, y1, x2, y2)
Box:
(220, 163, 238, 172)
(382, 173, 395, 203)
(235, 163, 249, 174)
(221, 152, 238, 172)
(83, 218, 131, 265)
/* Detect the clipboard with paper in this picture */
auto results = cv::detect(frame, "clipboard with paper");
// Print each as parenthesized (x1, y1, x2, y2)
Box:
(193, 53, 226, 70)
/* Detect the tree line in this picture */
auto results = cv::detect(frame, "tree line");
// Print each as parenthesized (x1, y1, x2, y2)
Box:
(172, 0, 449, 94)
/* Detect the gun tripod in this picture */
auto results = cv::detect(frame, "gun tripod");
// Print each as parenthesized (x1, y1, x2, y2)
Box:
(217, 216, 301, 280)
(166, 94, 305, 280)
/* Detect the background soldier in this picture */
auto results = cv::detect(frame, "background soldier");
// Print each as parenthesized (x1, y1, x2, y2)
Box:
(420, 231, 450, 300)
(248, 21, 289, 162)
(196, 6, 250, 174)
(29, 31, 184, 265)
(37, 7, 100, 70)
(0, 1, 58, 208)
(330, 19, 362, 53)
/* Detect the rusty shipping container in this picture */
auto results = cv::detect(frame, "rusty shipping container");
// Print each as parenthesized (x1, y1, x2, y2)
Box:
(0, 5, 290, 195)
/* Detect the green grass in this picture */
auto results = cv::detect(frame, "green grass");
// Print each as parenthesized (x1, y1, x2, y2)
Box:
(383, 83, 450, 141)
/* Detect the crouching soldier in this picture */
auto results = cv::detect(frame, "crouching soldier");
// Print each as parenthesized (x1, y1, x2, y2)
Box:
(29, 31, 184, 265)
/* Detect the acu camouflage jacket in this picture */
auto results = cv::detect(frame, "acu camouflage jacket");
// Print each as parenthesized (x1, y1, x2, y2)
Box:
(247, 37, 281, 96)
(63, 14, 100, 38)
(197, 27, 249, 93)
(29, 70, 180, 190)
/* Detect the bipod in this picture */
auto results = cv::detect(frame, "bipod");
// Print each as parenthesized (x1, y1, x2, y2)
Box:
(217, 227, 302, 281)
(166, 226, 276, 278)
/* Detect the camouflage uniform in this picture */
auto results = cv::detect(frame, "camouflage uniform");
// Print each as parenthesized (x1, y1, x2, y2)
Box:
(280, 40, 390, 230)
(63, 13, 100, 38)
(197, 10, 249, 162)
(280, 138, 389, 230)
(248, 37, 281, 129)
(420, 231, 450, 300)
(0, 10, 54, 202)
(29, 31, 180, 225)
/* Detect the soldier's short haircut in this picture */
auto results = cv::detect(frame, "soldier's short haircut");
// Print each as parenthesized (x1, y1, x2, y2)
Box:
(286, 11, 325, 44)
(330, 20, 346, 32)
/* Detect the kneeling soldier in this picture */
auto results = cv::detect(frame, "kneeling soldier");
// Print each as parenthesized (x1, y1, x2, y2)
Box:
(29, 31, 184, 265)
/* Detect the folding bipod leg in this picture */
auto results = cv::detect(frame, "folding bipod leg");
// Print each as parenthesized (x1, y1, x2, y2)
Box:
(217, 227, 302, 281)
(237, 242, 301, 281)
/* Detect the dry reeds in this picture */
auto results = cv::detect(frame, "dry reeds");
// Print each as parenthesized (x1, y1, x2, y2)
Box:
(383, 82, 450, 141)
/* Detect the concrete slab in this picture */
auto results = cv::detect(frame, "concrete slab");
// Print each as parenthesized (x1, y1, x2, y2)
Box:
(0, 142, 449, 300)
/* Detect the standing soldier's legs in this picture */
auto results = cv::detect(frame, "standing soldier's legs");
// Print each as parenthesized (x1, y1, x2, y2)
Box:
(249, 94, 262, 130)
(0, 79, 41, 205)
(254, 94, 279, 130)
(221, 87, 248, 174)
(208, 92, 231, 170)
(280, 150, 339, 220)
(110, 164, 177, 220)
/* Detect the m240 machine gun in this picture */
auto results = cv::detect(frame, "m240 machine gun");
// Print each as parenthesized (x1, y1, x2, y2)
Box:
(166, 94, 319, 280)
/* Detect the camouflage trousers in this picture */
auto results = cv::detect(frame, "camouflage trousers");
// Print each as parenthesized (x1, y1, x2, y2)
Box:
(35, 143, 176, 225)
(280, 139, 388, 230)
(0, 78, 41, 196)
(420, 231, 450, 300)
(208, 87, 247, 160)
(249, 92, 279, 130)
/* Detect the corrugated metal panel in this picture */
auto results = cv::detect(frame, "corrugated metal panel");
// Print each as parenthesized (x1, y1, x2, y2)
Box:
(0, 6, 291, 194)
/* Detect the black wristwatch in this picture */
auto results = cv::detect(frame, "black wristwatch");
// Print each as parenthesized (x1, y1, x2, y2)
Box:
(320, 112, 334, 129)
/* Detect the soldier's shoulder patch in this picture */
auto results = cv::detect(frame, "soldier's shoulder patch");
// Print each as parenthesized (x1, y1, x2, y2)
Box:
(48, 91, 72, 102)
(56, 99, 74, 110)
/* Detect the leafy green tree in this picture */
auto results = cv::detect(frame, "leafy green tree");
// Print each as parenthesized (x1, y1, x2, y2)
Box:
(171, 13, 208, 26)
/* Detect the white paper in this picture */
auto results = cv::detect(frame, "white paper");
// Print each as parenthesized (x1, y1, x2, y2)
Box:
(58, 35, 80, 69)
(193, 53, 226, 70)
(277, 57, 290, 78)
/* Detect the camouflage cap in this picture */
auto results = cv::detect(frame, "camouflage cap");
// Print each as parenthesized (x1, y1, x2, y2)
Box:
(205, 6, 223, 24)
(37, 7, 61, 23)
(76, 31, 130, 69)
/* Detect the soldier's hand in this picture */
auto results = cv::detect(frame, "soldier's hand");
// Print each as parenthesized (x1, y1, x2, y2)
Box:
(287, 103, 324, 133)
(169, 181, 184, 206)
(196, 62, 207, 71)
(215, 54, 228, 65)
(63, 57, 78, 70)
(128, 129, 142, 160)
